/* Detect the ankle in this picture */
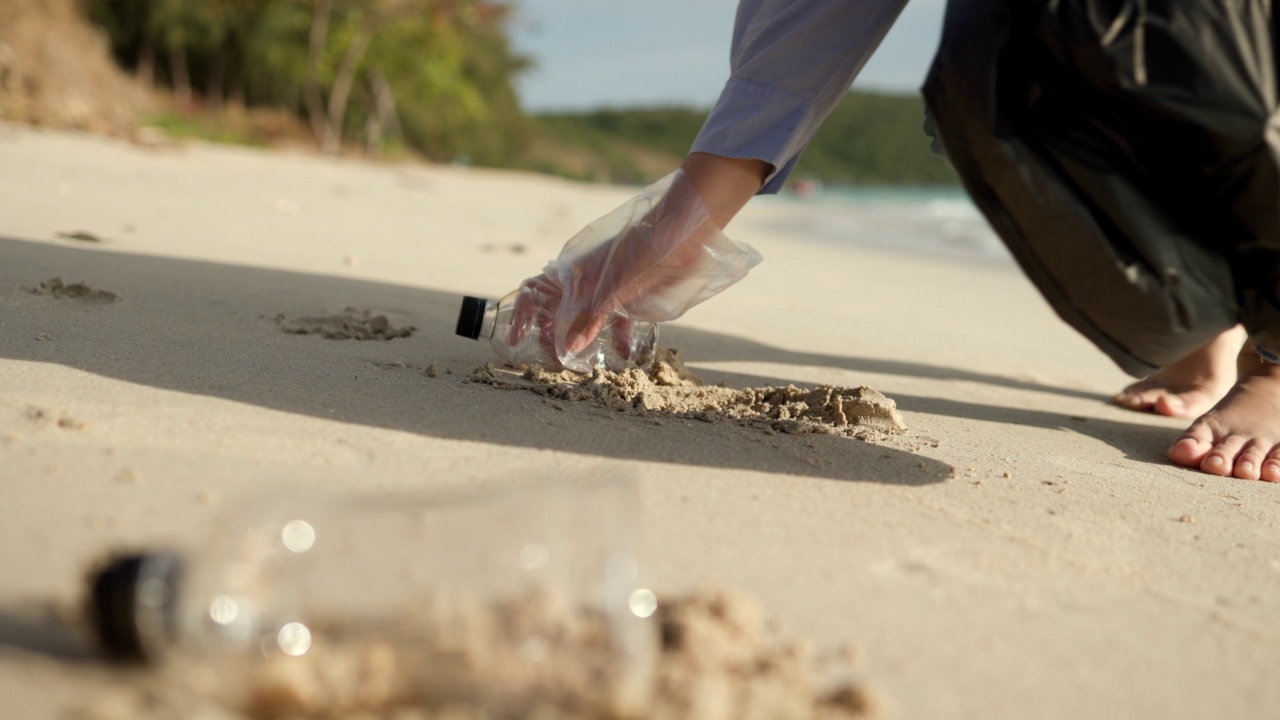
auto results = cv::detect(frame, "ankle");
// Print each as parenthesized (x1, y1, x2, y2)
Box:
(1237, 346, 1280, 383)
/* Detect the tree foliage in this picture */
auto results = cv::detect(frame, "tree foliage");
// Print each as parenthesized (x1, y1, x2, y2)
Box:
(87, 0, 528, 161)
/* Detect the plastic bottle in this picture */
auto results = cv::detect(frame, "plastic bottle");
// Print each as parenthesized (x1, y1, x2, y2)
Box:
(455, 170, 762, 374)
(455, 290, 657, 372)
(90, 482, 658, 718)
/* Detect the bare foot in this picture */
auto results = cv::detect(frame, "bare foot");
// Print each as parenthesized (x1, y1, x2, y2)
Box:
(1168, 346, 1280, 482)
(1113, 324, 1247, 417)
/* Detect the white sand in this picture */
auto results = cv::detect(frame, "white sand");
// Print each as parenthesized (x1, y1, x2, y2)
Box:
(0, 124, 1277, 718)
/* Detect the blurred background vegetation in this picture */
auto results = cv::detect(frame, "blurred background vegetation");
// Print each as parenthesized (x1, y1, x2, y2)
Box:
(1, 0, 955, 187)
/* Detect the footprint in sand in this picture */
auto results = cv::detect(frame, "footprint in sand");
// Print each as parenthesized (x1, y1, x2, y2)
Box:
(55, 230, 105, 243)
(28, 277, 119, 304)
(275, 307, 416, 341)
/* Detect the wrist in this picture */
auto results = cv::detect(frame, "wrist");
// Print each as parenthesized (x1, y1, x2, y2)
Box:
(680, 152, 771, 228)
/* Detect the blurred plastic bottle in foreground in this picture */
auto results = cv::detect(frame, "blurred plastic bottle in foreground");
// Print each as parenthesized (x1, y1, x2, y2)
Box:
(90, 481, 658, 718)
(456, 170, 762, 373)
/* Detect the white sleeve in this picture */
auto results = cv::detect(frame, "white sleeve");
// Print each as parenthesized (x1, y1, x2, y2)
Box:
(690, 0, 910, 193)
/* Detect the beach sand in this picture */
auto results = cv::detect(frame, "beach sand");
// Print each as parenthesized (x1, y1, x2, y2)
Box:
(1, 124, 1277, 718)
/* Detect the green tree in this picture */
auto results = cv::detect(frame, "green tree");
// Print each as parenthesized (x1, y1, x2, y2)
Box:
(299, 0, 527, 156)
(88, 0, 529, 160)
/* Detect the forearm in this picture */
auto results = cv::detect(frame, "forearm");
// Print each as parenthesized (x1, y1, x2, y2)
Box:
(692, 0, 910, 194)
(680, 152, 771, 229)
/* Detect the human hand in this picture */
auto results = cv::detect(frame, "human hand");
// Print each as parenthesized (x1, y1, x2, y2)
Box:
(509, 169, 762, 372)
(505, 266, 649, 371)
(506, 272, 562, 366)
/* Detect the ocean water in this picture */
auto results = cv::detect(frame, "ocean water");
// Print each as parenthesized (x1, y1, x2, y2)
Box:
(754, 185, 1012, 265)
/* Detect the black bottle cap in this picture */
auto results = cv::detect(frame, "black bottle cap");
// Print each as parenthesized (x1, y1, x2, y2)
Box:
(89, 552, 184, 663)
(456, 296, 488, 340)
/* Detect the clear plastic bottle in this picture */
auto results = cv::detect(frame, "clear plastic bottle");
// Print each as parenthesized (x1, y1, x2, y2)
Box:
(455, 170, 764, 373)
(90, 481, 658, 718)
(455, 289, 657, 372)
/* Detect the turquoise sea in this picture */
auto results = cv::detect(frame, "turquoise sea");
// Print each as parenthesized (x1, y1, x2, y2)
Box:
(756, 184, 1012, 265)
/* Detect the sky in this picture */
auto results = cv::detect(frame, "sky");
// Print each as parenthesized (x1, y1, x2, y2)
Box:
(508, 0, 947, 112)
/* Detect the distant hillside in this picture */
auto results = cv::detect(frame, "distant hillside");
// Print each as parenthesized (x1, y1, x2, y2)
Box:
(0, 0, 152, 136)
(518, 107, 708, 185)
(794, 91, 958, 186)
(517, 90, 958, 187)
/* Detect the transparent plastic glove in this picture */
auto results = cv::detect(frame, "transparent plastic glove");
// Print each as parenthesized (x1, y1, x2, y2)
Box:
(511, 170, 762, 373)
(494, 277, 657, 371)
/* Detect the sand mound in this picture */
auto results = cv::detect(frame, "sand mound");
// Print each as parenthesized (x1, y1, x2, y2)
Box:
(470, 349, 906, 437)
(276, 308, 416, 341)
(650, 588, 874, 720)
(28, 277, 119, 304)
(0, 0, 152, 135)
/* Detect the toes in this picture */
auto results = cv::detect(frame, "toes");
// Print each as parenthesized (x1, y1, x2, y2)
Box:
(1197, 451, 1231, 475)
(1172, 427, 1208, 468)
(1114, 389, 1157, 411)
(1152, 393, 1190, 418)
(1232, 441, 1270, 480)
(1262, 448, 1280, 483)
(1168, 419, 1251, 477)
(1200, 435, 1247, 476)
(1114, 387, 1206, 417)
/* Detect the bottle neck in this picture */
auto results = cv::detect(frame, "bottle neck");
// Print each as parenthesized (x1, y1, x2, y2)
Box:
(480, 300, 499, 339)
(91, 552, 185, 663)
